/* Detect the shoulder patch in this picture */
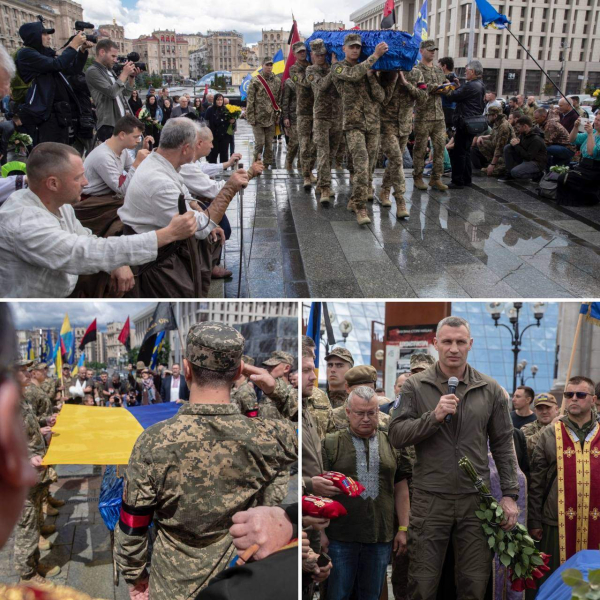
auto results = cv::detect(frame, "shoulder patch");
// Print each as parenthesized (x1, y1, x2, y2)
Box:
(308, 74, 314, 81)
(335, 64, 343, 74)
(293, 74, 298, 82)
(393, 394, 402, 410)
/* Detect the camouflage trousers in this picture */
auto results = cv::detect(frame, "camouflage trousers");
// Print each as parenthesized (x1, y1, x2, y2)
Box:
(262, 469, 291, 505)
(381, 129, 410, 196)
(252, 124, 276, 168)
(297, 115, 316, 178)
(14, 483, 45, 578)
(285, 120, 299, 168)
(336, 137, 347, 167)
(313, 119, 343, 190)
(472, 140, 506, 175)
(346, 128, 380, 209)
(413, 119, 446, 180)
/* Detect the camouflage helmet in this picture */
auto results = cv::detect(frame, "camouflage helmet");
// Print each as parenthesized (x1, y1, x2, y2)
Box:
(292, 41, 307, 54)
(15, 358, 33, 369)
(324, 347, 354, 367)
(410, 353, 435, 372)
(28, 361, 48, 372)
(309, 38, 327, 55)
(242, 355, 255, 366)
(262, 56, 274, 65)
(262, 350, 294, 367)
(344, 33, 362, 47)
(345, 365, 377, 387)
(487, 105, 502, 116)
(420, 39, 438, 51)
(186, 322, 245, 371)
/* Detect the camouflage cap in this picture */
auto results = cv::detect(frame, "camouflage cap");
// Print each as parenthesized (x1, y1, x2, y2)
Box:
(410, 353, 436, 372)
(262, 350, 295, 367)
(15, 358, 33, 369)
(534, 393, 558, 407)
(28, 361, 48, 371)
(186, 322, 245, 371)
(136, 360, 146, 370)
(309, 39, 327, 55)
(345, 365, 377, 387)
(242, 355, 255, 366)
(487, 105, 502, 116)
(292, 41, 307, 53)
(344, 33, 362, 47)
(262, 57, 274, 65)
(420, 39, 438, 51)
(324, 347, 354, 366)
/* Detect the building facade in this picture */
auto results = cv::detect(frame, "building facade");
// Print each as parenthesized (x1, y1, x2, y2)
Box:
(133, 30, 190, 78)
(98, 19, 127, 55)
(106, 321, 126, 367)
(349, 0, 600, 96)
(257, 28, 293, 63)
(313, 20, 345, 31)
(206, 30, 243, 72)
(181, 33, 206, 54)
(189, 46, 209, 80)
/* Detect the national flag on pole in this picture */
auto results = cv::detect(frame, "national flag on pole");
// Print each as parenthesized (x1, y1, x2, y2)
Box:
(150, 331, 166, 370)
(306, 302, 321, 379)
(60, 314, 74, 365)
(54, 338, 63, 378)
(240, 73, 252, 101)
(241, 49, 285, 101)
(413, 0, 428, 42)
(72, 352, 85, 378)
(118, 317, 131, 352)
(137, 304, 178, 368)
(26, 339, 34, 360)
(474, 0, 511, 28)
(79, 319, 97, 350)
(282, 19, 301, 84)
(381, 0, 396, 29)
(580, 302, 600, 326)
(41, 330, 53, 364)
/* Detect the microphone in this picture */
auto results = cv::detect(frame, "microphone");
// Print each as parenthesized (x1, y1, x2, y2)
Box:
(445, 376, 459, 424)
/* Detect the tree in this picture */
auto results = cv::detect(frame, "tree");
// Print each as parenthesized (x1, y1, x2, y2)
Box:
(127, 346, 139, 366)
(86, 361, 107, 371)
(157, 340, 171, 367)
(543, 82, 556, 96)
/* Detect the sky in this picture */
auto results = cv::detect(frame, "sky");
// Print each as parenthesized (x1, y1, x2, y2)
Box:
(9, 302, 153, 332)
(80, 0, 369, 45)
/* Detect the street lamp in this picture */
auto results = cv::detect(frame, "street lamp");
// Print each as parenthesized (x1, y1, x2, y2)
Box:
(485, 302, 547, 394)
(375, 349, 385, 368)
(339, 320, 353, 344)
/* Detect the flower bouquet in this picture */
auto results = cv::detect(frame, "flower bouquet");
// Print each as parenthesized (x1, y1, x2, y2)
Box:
(137, 106, 162, 131)
(225, 104, 242, 135)
(593, 89, 600, 112)
(459, 456, 551, 591)
(550, 165, 570, 175)
(9, 132, 32, 156)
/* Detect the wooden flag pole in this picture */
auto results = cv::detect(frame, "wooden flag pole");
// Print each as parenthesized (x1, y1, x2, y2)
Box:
(559, 311, 585, 416)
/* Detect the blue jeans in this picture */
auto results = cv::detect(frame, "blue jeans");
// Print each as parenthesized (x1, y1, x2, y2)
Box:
(547, 144, 574, 168)
(327, 539, 392, 600)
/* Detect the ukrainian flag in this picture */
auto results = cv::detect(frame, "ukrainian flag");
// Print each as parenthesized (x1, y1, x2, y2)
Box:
(72, 352, 85, 378)
(150, 331, 165, 370)
(474, 0, 511, 29)
(580, 302, 600, 326)
(26, 339, 34, 360)
(60, 314, 74, 365)
(240, 49, 285, 101)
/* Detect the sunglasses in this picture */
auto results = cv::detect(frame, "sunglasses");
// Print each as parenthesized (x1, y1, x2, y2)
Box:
(564, 391, 591, 400)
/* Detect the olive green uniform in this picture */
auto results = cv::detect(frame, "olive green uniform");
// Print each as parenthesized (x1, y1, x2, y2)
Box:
(289, 62, 316, 178)
(281, 78, 299, 169)
(306, 386, 335, 439)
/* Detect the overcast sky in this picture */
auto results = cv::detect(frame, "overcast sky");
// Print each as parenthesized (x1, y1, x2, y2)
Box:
(9, 302, 153, 331)
(80, 0, 368, 45)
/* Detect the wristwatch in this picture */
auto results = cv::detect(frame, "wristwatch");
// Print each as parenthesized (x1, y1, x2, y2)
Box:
(504, 493, 519, 501)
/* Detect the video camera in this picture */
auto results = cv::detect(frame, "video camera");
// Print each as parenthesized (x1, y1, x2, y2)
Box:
(74, 21, 98, 44)
(113, 52, 147, 75)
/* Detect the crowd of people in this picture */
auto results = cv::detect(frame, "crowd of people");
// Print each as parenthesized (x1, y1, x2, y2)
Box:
(248, 33, 599, 228)
(2, 303, 299, 598)
(301, 315, 600, 599)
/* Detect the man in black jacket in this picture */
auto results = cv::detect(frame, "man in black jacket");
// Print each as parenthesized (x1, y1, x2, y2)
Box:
(500, 116, 547, 181)
(444, 60, 486, 189)
(160, 363, 190, 403)
(15, 20, 91, 146)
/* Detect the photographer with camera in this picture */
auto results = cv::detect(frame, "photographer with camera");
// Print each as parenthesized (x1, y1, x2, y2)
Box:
(15, 18, 91, 146)
(85, 39, 139, 142)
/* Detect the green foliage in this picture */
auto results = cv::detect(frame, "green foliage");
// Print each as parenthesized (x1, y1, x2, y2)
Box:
(157, 340, 171, 367)
(544, 81, 556, 96)
(85, 361, 107, 371)
(127, 346, 139, 365)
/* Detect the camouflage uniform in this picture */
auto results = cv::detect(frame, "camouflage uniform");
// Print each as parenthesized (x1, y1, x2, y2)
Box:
(290, 59, 316, 179)
(307, 40, 342, 195)
(114, 323, 298, 600)
(306, 386, 335, 439)
(475, 109, 514, 176)
(328, 389, 348, 410)
(267, 377, 298, 421)
(331, 40, 382, 214)
(246, 69, 282, 168)
(413, 59, 447, 182)
(14, 398, 48, 579)
(41, 378, 58, 405)
(24, 382, 52, 427)
(231, 380, 259, 415)
(521, 420, 549, 463)
(281, 78, 299, 169)
(380, 70, 426, 199)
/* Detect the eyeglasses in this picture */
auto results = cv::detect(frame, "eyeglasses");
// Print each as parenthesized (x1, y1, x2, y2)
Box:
(349, 410, 378, 418)
(564, 391, 591, 400)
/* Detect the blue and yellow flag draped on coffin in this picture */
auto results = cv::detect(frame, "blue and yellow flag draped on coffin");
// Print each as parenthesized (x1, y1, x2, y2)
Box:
(42, 403, 180, 465)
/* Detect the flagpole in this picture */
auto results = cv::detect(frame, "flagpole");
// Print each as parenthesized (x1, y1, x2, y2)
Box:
(559, 311, 584, 416)
(468, 0, 477, 62)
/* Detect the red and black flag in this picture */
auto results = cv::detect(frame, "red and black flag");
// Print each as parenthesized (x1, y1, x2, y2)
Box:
(118, 317, 131, 352)
(79, 318, 97, 350)
(282, 19, 300, 85)
(381, 0, 396, 29)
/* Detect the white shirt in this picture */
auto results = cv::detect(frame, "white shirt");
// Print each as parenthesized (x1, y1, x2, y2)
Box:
(199, 160, 224, 178)
(83, 142, 135, 197)
(170, 375, 181, 403)
(179, 161, 224, 199)
(0, 189, 158, 298)
(119, 152, 217, 240)
(108, 70, 126, 117)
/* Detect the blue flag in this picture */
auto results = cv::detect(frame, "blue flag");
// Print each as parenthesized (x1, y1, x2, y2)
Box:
(306, 303, 321, 377)
(150, 331, 166, 370)
(41, 330, 53, 364)
(72, 352, 85, 378)
(240, 74, 252, 102)
(26, 339, 34, 360)
(413, 0, 428, 42)
(474, 0, 511, 29)
(580, 302, 600, 326)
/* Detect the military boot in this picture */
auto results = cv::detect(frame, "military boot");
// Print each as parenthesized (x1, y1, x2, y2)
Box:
(44, 504, 59, 517)
(320, 188, 331, 204)
(367, 187, 375, 201)
(40, 524, 56, 536)
(38, 564, 61, 578)
(356, 208, 371, 225)
(310, 174, 318, 184)
(413, 177, 428, 190)
(429, 179, 449, 191)
(396, 196, 409, 219)
(284, 160, 294, 171)
(346, 198, 356, 212)
(303, 177, 312, 191)
(39, 536, 52, 551)
(380, 189, 392, 207)
(47, 496, 65, 508)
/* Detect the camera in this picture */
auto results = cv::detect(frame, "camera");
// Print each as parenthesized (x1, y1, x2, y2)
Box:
(75, 20, 97, 44)
(113, 52, 147, 75)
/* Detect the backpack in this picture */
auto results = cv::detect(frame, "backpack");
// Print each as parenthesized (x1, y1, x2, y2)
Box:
(10, 47, 34, 106)
(535, 171, 559, 200)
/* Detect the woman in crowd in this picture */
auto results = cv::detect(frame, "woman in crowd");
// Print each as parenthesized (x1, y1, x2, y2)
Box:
(161, 98, 172, 126)
(128, 89, 142, 115)
(172, 95, 180, 108)
(193, 97, 203, 119)
(144, 94, 163, 145)
(204, 93, 233, 164)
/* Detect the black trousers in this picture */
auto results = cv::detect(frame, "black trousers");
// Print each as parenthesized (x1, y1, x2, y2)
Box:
(470, 146, 490, 170)
(450, 126, 475, 186)
(34, 112, 70, 147)
(207, 136, 230, 164)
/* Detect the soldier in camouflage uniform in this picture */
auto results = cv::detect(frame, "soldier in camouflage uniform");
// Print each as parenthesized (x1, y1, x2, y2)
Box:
(246, 57, 281, 169)
(380, 69, 427, 218)
(413, 40, 449, 192)
(261, 350, 295, 420)
(281, 76, 299, 171)
(331, 33, 389, 225)
(114, 323, 297, 600)
(521, 393, 558, 462)
(325, 346, 354, 409)
(470, 105, 514, 177)
(289, 41, 317, 190)
(306, 38, 342, 204)
(24, 363, 54, 428)
(231, 356, 260, 416)
(306, 385, 335, 439)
